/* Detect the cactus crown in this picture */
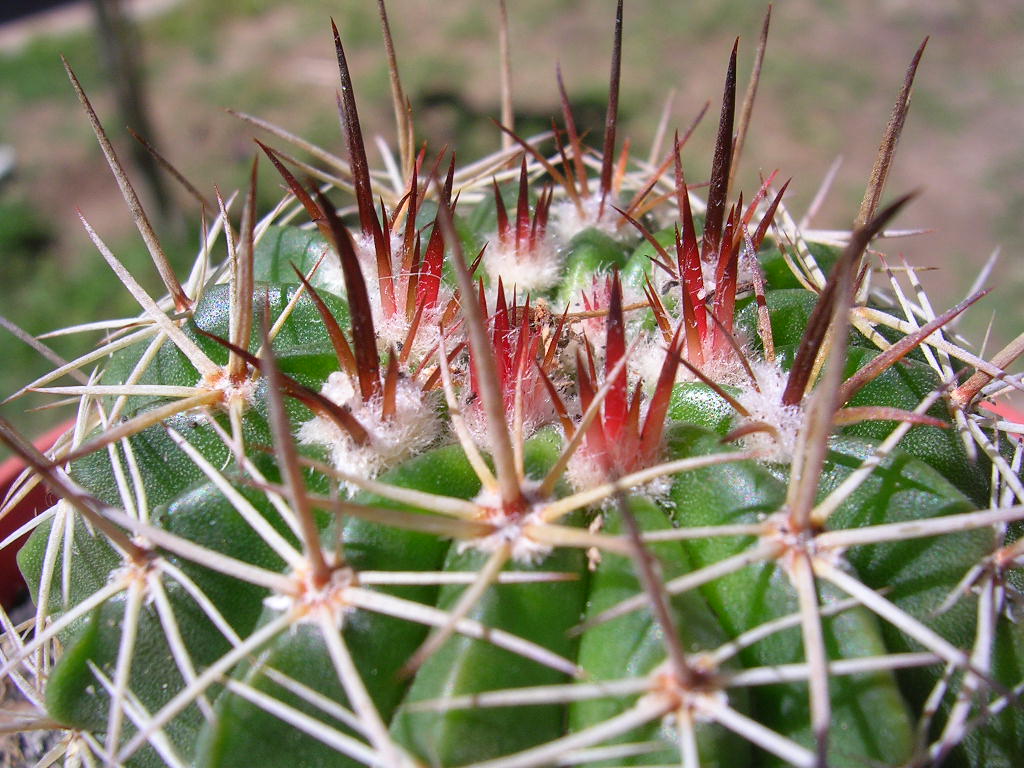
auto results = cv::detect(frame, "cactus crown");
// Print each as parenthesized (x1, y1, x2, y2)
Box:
(2, 3, 1023, 768)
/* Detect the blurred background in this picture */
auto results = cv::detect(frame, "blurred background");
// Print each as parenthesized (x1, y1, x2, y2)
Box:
(1, 0, 1023, 452)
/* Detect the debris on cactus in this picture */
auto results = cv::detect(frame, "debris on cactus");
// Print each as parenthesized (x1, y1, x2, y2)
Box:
(2, 2, 1023, 768)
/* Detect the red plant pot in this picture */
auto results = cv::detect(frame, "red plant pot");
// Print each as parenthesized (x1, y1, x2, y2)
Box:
(0, 421, 70, 609)
(980, 401, 1024, 440)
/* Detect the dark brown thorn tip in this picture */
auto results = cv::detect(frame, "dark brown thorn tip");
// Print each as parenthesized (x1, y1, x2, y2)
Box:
(643, 275, 674, 344)
(315, 189, 381, 402)
(598, 0, 624, 216)
(729, 5, 771, 191)
(556, 63, 589, 198)
(701, 38, 739, 264)
(856, 37, 927, 228)
(255, 139, 328, 239)
(332, 18, 379, 244)
(128, 127, 212, 211)
(228, 156, 258, 385)
(783, 192, 916, 406)
(516, 154, 531, 249)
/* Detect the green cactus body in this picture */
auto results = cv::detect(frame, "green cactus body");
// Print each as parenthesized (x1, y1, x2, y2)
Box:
(3, 3, 1023, 768)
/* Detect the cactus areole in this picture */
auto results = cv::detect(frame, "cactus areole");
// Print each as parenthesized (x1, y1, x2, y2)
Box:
(3, 3, 1023, 767)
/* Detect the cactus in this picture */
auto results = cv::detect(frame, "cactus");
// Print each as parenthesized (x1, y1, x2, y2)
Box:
(2, 3, 1023, 767)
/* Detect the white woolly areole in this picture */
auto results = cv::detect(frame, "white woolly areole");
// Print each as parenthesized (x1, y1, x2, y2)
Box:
(200, 370, 259, 406)
(263, 559, 356, 628)
(629, 331, 682, 390)
(734, 359, 804, 461)
(565, 448, 674, 503)
(565, 276, 646, 362)
(461, 321, 557, 450)
(550, 192, 626, 243)
(648, 660, 729, 725)
(316, 231, 393, 317)
(484, 235, 562, 294)
(620, 335, 803, 463)
(692, 239, 758, 300)
(297, 370, 440, 492)
(463, 392, 555, 453)
(317, 230, 453, 364)
(315, 228, 386, 299)
(564, 448, 610, 494)
(316, 256, 346, 298)
(374, 293, 452, 363)
(458, 482, 553, 564)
